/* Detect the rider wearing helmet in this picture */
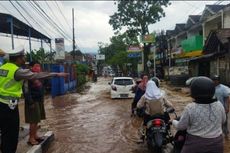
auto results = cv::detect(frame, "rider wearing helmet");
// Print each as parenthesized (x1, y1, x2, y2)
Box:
(172, 76, 226, 153)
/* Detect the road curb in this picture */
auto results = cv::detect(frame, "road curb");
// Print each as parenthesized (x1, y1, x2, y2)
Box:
(26, 131, 54, 153)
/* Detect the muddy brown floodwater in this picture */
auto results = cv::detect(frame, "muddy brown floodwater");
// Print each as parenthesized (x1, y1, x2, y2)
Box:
(41, 77, 230, 153)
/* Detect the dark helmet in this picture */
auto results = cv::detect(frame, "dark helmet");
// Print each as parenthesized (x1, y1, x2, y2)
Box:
(211, 75, 220, 81)
(136, 78, 142, 84)
(190, 76, 215, 99)
(151, 77, 160, 87)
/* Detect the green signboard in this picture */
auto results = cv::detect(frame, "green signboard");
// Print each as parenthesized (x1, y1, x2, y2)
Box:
(141, 34, 155, 43)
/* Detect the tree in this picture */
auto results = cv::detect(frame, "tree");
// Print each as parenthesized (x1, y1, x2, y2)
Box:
(98, 32, 140, 74)
(109, 0, 170, 72)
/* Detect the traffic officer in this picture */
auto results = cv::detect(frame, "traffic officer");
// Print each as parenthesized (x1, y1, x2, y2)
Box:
(0, 46, 68, 153)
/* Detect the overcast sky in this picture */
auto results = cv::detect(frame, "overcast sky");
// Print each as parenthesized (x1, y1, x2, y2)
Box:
(0, 1, 229, 54)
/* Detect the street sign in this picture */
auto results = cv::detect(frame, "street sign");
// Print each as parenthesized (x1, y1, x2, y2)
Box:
(127, 52, 141, 58)
(96, 54, 105, 60)
(54, 38, 65, 60)
(147, 60, 152, 67)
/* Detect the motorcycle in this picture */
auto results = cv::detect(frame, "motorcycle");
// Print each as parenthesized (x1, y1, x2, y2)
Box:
(169, 111, 187, 153)
(144, 108, 175, 153)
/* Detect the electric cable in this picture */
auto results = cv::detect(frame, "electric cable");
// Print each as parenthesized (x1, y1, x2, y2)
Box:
(54, 1, 72, 31)
(45, 1, 72, 38)
(26, 1, 61, 37)
(15, 1, 52, 39)
(9, 0, 34, 28)
(33, 1, 72, 42)
(28, 1, 71, 42)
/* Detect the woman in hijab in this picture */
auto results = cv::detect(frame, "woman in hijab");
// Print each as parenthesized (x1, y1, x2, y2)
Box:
(137, 79, 173, 125)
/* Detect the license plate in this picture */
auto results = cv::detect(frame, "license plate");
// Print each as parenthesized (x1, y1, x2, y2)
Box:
(120, 94, 128, 98)
(152, 127, 166, 132)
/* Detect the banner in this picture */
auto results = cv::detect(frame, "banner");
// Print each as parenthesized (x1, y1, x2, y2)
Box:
(55, 38, 65, 60)
(127, 46, 142, 52)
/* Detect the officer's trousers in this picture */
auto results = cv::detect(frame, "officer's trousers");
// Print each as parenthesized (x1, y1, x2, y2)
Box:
(0, 102, 19, 153)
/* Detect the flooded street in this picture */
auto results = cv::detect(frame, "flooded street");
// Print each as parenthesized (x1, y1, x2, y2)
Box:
(41, 77, 230, 153)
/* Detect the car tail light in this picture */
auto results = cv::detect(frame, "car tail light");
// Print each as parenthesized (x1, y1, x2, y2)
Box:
(112, 85, 117, 91)
(152, 119, 164, 127)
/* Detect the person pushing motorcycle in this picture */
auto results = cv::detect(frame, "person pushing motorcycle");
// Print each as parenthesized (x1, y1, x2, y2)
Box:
(172, 76, 226, 153)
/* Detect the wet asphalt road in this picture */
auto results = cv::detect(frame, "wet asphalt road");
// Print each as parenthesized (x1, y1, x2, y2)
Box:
(40, 77, 230, 153)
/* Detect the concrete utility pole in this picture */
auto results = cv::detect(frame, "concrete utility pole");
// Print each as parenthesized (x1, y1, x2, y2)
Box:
(72, 8, 76, 60)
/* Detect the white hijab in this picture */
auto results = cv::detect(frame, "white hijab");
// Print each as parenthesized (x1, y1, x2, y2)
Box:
(144, 80, 163, 100)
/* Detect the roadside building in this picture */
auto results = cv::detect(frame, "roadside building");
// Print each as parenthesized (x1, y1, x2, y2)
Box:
(163, 3, 230, 85)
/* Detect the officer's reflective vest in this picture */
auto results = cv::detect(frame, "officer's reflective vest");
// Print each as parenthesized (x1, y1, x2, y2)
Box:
(0, 63, 23, 105)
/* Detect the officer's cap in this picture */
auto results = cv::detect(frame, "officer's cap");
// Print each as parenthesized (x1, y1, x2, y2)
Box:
(0, 49, 5, 57)
(5, 45, 25, 57)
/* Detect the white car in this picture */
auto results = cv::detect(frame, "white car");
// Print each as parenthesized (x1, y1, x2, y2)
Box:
(109, 77, 135, 99)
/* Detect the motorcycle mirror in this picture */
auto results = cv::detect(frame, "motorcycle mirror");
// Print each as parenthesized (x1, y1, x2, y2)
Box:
(166, 107, 175, 113)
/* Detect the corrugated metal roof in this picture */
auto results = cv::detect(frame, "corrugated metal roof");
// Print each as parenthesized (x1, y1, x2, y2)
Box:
(0, 13, 51, 43)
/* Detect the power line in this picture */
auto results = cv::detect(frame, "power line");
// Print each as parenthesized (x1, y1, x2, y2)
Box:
(54, 1, 72, 31)
(15, 1, 52, 39)
(45, 1, 71, 38)
(26, 1, 60, 37)
(9, 0, 34, 28)
(26, 1, 80, 52)
(33, 1, 72, 42)
(28, 1, 71, 42)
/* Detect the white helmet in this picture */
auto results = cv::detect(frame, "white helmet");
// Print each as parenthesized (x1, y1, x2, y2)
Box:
(0, 49, 5, 57)
(5, 45, 25, 57)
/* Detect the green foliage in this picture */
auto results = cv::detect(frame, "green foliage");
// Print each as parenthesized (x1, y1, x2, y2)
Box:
(76, 63, 89, 74)
(98, 32, 141, 73)
(77, 74, 86, 87)
(109, 1, 170, 72)
(76, 63, 89, 87)
(109, 0, 170, 35)
(26, 48, 56, 63)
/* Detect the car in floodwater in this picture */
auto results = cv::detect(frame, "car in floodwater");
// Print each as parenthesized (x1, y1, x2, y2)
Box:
(109, 77, 135, 99)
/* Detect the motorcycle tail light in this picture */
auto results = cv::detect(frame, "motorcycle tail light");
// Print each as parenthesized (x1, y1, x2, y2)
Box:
(152, 119, 163, 127)
(112, 85, 117, 91)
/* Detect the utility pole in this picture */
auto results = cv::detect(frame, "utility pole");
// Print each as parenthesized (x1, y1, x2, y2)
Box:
(72, 8, 76, 60)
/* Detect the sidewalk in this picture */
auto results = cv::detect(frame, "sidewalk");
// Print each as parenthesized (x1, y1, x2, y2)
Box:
(15, 99, 54, 153)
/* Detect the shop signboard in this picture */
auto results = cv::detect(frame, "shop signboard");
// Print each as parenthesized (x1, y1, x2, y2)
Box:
(141, 34, 155, 43)
(127, 46, 142, 52)
(127, 52, 141, 58)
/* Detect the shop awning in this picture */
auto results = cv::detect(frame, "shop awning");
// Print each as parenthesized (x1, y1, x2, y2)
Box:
(176, 50, 203, 58)
(189, 52, 217, 62)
